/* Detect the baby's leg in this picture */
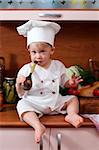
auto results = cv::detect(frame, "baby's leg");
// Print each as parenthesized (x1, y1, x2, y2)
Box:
(22, 111, 46, 143)
(65, 97, 84, 128)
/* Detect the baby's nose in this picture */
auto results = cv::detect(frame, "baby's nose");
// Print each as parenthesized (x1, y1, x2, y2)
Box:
(36, 52, 41, 58)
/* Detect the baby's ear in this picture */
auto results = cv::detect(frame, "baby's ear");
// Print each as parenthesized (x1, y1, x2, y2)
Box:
(50, 47, 55, 55)
(28, 49, 30, 55)
(27, 47, 31, 54)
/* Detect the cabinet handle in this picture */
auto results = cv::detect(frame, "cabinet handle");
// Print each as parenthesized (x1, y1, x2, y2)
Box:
(38, 13, 62, 18)
(56, 133, 62, 150)
(40, 138, 43, 150)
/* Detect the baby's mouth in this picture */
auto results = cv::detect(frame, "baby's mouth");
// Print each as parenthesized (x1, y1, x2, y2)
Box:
(36, 60, 43, 64)
(37, 61, 42, 65)
(34, 60, 38, 64)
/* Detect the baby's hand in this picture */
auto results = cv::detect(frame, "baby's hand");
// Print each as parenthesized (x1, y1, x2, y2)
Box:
(69, 74, 83, 88)
(16, 76, 26, 96)
(16, 76, 26, 87)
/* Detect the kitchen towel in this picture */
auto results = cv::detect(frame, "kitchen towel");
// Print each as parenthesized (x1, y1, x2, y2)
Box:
(82, 114, 99, 131)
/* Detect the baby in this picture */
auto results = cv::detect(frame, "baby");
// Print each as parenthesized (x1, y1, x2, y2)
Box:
(16, 20, 84, 143)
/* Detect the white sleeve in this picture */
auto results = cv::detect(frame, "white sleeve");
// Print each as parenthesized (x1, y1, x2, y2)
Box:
(59, 62, 69, 87)
(17, 63, 31, 78)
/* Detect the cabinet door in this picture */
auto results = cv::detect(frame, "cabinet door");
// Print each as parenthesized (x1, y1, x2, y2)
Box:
(50, 128, 99, 150)
(0, 128, 50, 150)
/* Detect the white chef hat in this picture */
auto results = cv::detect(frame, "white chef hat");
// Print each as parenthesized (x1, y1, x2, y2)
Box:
(17, 20, 61, 47)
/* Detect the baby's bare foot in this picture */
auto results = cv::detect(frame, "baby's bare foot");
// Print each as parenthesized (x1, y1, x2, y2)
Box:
(34, 123, 46, 143)
(65, 113, 84, 128)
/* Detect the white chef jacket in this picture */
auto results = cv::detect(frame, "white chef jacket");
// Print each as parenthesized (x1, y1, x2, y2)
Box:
(16, 60, 75, 119)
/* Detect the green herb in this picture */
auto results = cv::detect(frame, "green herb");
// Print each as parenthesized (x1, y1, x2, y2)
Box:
(75, 65, 96, 86)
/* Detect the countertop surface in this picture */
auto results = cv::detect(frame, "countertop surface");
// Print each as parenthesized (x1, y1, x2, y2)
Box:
(0, 104, 95, 128)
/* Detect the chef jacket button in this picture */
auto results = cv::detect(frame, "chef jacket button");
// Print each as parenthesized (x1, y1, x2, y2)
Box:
(41, 80, 44, 83)
(52, 91, 56, 94)
(40, 92, 43, 95)
(52, 80, 55, 82)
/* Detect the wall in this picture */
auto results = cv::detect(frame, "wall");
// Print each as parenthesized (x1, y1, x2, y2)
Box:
(0, 21, 99, 77)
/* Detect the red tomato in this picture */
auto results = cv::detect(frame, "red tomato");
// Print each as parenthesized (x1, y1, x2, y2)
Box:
(70, 85, 78, 89)
(93, 88, 99, 96)
(68, 89, 80, 96)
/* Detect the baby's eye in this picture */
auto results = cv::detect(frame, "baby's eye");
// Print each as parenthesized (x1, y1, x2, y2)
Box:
(31, 51, 36, 54)
(40, 50, 46, 53)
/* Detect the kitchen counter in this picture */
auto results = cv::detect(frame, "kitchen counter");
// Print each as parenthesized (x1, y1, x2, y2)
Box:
(0, 104, 95, 128)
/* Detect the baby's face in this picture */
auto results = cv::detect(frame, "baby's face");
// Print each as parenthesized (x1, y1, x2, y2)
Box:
(28, 42, 54, 68)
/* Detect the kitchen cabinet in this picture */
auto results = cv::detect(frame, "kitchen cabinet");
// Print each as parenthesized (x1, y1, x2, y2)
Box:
(0, 127, 99, 150)
(0, 9, 99, 21)
(0, 128, 50, 150)
(0, 0, 99, 20)
(50, 128, 99, 150)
